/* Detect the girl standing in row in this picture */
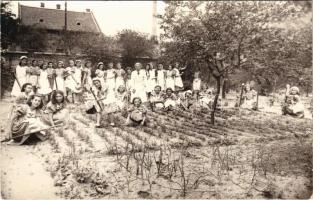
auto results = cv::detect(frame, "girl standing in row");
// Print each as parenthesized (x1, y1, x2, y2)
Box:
(27, 60, 40, 92)
(173, 62, 184, 91)
(38, 62, 52, 102)
(53, 61, 66, 94)
(145, 63, 157, 95)
(165, 65, 175, 91)
(157, 64, 166, 91)
(95, 62, 106, 88)
(115, 62, 126, 89)
(11, 56, 29, 97)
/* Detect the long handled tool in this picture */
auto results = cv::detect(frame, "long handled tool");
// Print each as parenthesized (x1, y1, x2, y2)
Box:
(54, 73, 58, 91)
(1, 124, 63, 143)
(89, 87, 103, 111)
(255, 91, 259, 111)
(12, 72, 22, 90)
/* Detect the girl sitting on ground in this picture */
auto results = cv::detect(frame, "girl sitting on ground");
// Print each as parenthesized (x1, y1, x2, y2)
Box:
(126, 97, 147, 126)
(149, 85, 165, 111)
(11, 94, 49, 145)
(42, 90, 69, 126)
(163, 87, 178, 111)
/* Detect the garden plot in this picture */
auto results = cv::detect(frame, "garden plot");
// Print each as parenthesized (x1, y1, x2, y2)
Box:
(1, 102, 312, 199)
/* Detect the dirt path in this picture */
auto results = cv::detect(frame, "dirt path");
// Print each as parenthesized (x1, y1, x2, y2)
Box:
(0, 100, 59, 199)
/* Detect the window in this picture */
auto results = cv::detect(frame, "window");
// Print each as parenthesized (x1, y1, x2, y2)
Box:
(76, 22, 81, 26)
(39, 19, 44, 22)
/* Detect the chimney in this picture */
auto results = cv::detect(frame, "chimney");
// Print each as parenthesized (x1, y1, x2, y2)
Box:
(56, 4, 61, 9)
(40, 2, 45, 8)
(86, 8, 91, 12)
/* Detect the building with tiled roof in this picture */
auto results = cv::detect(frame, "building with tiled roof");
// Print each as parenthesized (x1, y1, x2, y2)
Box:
(18, 3, 101, 33)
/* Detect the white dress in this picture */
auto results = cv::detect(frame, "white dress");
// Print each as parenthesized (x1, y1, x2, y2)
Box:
(65, 67, 75, 91)
(27, 66, 40, 86)
(11, 65, 28, 97)
(115, 69, 125, 88)
(157, 70, 166, 90)
(192, 78, 201, 91)
(146, 69, 157, 93)
(105, 69, 116, 103)
(174, 68, 184, 88)
(130, 69, 147, 102)
(165, 69, 175, 91)
(38, 69, 52, 95)
(53, 68, 66, 93)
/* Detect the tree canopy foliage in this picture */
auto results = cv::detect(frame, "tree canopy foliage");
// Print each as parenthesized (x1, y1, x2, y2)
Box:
(117, 29, 157, 67)
(1, 2, 18, 49)
(158, 1, 312, 123)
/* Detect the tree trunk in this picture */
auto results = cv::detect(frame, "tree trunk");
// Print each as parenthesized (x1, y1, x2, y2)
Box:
(222, 78, 226, 99)
(211, 76, 221, 125)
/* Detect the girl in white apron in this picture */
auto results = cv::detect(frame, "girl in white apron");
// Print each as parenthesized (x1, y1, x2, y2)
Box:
(53, 61, 66, 94)
(130, 63, 147, 102)
(165, 65, 175, 91)
(95, 62, 106, 88)
(82, 60, 93, 90)
(11, 56, 29, 97)
(145, 63, 157, 94)
(105, 62, 117, 103)
(38, 62, 52, 102)
(157, 64, 166, 91)
(27, 60, 40, 92)
(115, 62, 126, 88)
(173, 62, 184, 91)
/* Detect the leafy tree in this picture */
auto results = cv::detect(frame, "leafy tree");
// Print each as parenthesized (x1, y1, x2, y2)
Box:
(117, 29, 156, 67)
(64, 31, 121, 63)
(1, 1, 18, 49)
(159, 1, 309, 124)
(15, 25, 48, 53)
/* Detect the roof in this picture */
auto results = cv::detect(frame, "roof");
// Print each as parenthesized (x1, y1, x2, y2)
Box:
(18, 4, 101, 33)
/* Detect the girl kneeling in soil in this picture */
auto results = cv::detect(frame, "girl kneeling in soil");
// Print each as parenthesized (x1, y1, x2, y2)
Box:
(84, 78, 107, 127)
(126, 97, 148, 126)
(42, 90, 69, 126)
(11, 94, 49, 144)
(114, 85, 129, 115)
(150, 85, 165, 111)
(282, 85, 305, 118)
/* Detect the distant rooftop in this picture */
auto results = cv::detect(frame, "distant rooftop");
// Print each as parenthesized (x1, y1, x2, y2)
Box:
(18, 4, 101, 33)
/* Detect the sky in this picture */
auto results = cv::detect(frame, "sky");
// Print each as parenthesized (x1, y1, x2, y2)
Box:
(10, 1, 166, 37)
